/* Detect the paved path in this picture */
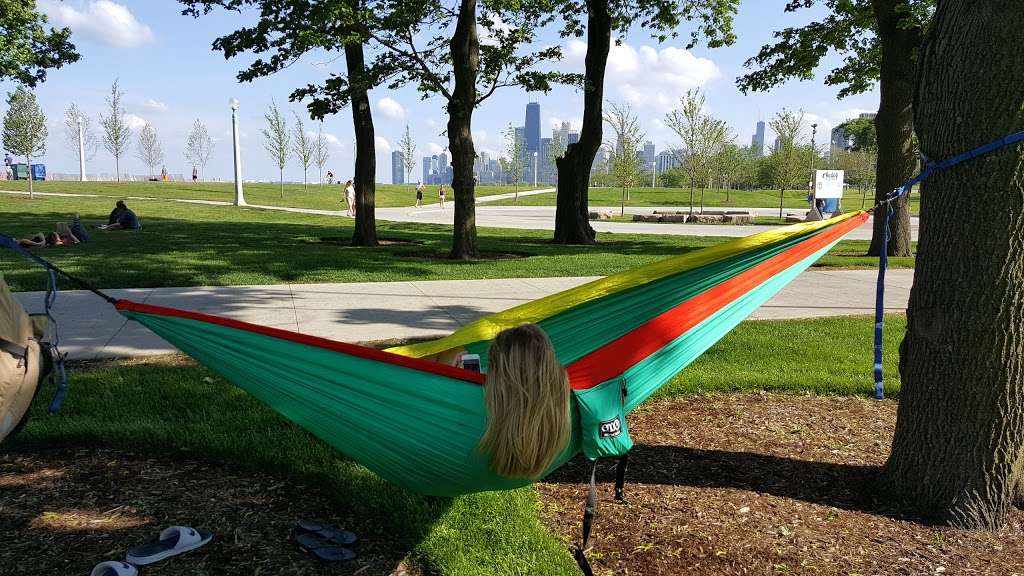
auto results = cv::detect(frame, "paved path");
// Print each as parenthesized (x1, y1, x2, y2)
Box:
(14, 270, 913, 361)
(1, 190, 919, 240)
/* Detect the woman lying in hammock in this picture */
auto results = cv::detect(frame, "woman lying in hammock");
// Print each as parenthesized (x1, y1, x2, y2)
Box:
(438, 324, 572, 478)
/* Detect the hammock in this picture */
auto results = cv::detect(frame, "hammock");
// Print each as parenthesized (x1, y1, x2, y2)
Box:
(106, 211, 868, 497)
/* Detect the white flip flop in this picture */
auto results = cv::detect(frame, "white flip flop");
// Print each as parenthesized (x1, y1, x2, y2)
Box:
(90, 561, 137, 576)
(125, 525, 213, 566)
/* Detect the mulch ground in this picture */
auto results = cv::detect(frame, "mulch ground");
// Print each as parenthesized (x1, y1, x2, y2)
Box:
(538, 393, 1024, 576)
(0, 449, 421, 575)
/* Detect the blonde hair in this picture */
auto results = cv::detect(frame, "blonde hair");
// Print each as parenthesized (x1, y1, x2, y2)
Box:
(478, 324, 571, 478)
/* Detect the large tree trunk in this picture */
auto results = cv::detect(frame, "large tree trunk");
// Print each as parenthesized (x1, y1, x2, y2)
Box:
(882, 0, 1024, 528)
(552, 0, 609, 245)
(446, 0, 480, 259)
(346, 42, 378, 247)
(867, 0, 921, 257)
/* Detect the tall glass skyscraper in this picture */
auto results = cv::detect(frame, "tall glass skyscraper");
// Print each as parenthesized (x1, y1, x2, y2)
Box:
(751, 120, 766, 157)
(524, 102, 540, 154)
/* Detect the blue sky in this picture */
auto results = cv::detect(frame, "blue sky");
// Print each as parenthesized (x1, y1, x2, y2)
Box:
(3, 0, 879, 182)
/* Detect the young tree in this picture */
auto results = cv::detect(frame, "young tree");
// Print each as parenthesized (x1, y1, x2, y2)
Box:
(767, 109, 808, 217)
(665, 89, 732, 215)
(1, 3, 79, 86)
(365, 0, 570, 258)
(738, 0, 934, 257)
(2, 87, 47, 198)
(262, 101, 290, 198)
(99, 80, 132, 182)
(184, 119, 215, 180)
(136, 123, 165, 178)
(833, 148, 877, 208)
(499, 123, 525, 200)
(313, 122, 330, 186)
(398, 124, 416, 186)
(182, 0, 381, 246)
(603, 102, 644, 216)
(291, 112, 314, 191)
(552, 0, 739, 245)
(883, 0, 1024, 529)
(63, 103, 98, 178)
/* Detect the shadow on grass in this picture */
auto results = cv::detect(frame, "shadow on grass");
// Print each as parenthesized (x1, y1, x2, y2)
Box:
(544, 445, 932, 525)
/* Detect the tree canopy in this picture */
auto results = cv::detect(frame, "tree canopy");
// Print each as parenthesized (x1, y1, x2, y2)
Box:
(0, 0, 79, 87)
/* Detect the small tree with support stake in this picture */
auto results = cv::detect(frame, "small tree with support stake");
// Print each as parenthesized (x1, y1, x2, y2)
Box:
(2, 87, 47, 199)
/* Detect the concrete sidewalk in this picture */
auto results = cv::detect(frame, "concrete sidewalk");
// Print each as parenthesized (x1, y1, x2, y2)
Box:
(14, 270, 913, 361)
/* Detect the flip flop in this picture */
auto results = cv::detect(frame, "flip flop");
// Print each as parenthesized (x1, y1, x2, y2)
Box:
(125, 525, 213, 566)
(295, 532, 357, 562)
(294, 519, 357, 545)
(90, 561, 137, 576)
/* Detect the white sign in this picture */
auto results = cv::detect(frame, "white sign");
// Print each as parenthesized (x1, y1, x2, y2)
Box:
(814, 170, 845, 198)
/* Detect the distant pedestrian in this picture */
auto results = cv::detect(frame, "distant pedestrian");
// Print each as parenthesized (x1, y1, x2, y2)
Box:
(192, 167, 198, 182)
(415, 181, 424, 207)
(438, 184, 446, 209)
(160, 166, 168, 182)
(326, 171, 334, 185)
(2, 154, 11, 180)
(344, 180, 356, 217)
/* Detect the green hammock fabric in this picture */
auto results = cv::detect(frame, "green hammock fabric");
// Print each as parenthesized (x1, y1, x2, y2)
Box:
(116, 212, 869, 497)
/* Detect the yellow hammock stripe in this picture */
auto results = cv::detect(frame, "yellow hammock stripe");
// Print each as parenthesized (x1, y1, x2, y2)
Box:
(387, 211, 866, 358)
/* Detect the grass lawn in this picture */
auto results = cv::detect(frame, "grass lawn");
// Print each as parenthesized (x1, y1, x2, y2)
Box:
(488, 186, 921, 214)
(0, 195, 913, 291)
(0, 180, 544, 210)
(6, 314, 905, 574)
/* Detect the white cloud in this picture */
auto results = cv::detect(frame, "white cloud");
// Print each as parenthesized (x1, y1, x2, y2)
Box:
(377, 97, 406, 120)
(478, 13, 514, 47)
(375, 136, 391, 152)
(41, 0, 155, 49)
(124, 114, 147, 131)
(562, 39, 720, 113)
(141, 99, 167, 112)
(426, 142, 445, 155)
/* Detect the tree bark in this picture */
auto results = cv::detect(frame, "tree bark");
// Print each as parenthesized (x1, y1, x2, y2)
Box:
(882, 0, 1024, 528)
(446, 0, 480, 259)
(345, 42, 378, 247)
(867, 0, 921, 257)
(552, 0, 609, 245)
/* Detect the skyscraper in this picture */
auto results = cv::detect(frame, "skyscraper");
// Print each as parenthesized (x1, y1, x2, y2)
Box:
(656, 150, 679, 173)
(642, 141, 656, 166)
(751, 121, 766, 157)
(524, 102, 540, 156)
(567, 131, 579, 145)
(392, 150, 405, 184)
(422, 157, 430, 184)
(539, 137, 552, 183)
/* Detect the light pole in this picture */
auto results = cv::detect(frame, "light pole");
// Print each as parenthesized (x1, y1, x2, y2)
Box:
(533, 151, 538, 187)
(230, 98, 246, 206)
(809, 122, 818, 211)
(77, 115, 86, 182)
(651, 161, 656, 188)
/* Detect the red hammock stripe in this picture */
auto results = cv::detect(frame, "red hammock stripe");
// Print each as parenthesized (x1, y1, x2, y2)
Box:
(565, 212, 869, 388)
(115, 300, 488, 384)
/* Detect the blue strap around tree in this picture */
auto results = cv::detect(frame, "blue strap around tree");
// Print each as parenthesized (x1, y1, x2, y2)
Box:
(873, 129, 1024, 399)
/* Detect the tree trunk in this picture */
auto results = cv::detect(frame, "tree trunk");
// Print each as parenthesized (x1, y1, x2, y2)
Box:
(27, 156, 33, 199)
(115, 155, 120, 183)
(882, 0, 1024, 528)
(280, 169, 284, 198)
(446, 0, 480, 259)
(867, 0, 922, 257)
(552, 0, 609, 245)
(346, 42, 378, 247)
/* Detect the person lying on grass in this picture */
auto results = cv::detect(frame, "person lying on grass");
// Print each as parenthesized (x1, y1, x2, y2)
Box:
(434, 324, 571, 478)
(17, 229, 79, 248)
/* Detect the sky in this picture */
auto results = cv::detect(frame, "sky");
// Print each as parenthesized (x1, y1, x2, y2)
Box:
(2, 0, 880, 183)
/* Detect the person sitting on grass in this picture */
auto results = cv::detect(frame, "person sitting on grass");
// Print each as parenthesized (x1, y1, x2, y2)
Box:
(100, 202, 141, 230)
(107, 200, 128, 225)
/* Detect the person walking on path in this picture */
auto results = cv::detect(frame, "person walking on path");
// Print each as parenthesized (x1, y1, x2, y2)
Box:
(415, 181, 424, 207)
(344, 180, 356, 217)
(192, 167, 198, 182)
(438, 184, 446, 209)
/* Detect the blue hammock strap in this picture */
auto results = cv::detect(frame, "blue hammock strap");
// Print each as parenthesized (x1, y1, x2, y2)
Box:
(871, 129, 1024, 400)
(0, 234, 117, 412)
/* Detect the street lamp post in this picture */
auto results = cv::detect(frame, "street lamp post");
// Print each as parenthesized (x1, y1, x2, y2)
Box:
(230, 98, 246, 206)
(533, 151, 538, 187)
(809, 123, 818, 213)
(77, 116, 86, 182)
(651, 161, 656, 188)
